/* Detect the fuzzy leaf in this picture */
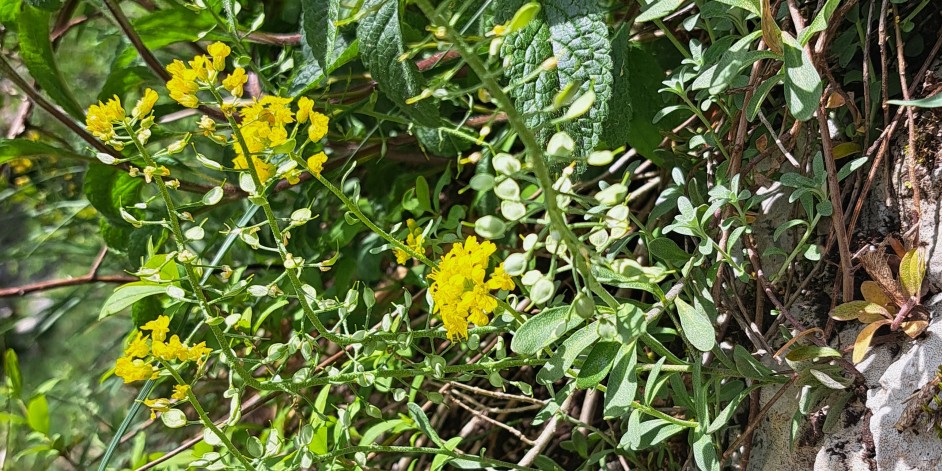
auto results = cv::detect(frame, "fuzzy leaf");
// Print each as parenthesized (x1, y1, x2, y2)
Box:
(357, 0, 440, 127)
(782, 32, 822, 121)
(301, 0, 342, 72)
(543, 0, 613, 158)
(675, 298, 715, 351)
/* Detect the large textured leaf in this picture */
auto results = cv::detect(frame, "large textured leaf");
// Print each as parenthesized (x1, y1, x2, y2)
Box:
(543, 0, 612, 157)
(675, 298, 715, 351)
(899, 248, 925, 299)
(494, 0, 560, 146)
(17, 4, 85, 119)
(356, 0, 439, 127)
(83, 164, 143, 227)
(301, 0, 342, 72)
(782, 32, 822, 121)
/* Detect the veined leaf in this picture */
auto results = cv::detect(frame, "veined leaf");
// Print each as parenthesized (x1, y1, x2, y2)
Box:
(636, 0, 684, 22)
(761, 0, 783, 54)
(537, 321, 600, 385)
(27, 395, 50, 435)
(0, 138, 86, 165)
(852, 319, 891, 363)
(830, 300, 890, 321)
(356, 0, 440, 127)
(576, 341, 619, 389)
(899, 248, 925, 299)
(510, 305, 584, 355)
(603, 342, 638, 417)
(17, 4, 85, 119)
(600, 24, 632, 147)
(543, 0, 613, 158)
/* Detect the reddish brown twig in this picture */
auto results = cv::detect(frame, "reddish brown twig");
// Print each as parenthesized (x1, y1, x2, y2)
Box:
(0, 247, 135, 297)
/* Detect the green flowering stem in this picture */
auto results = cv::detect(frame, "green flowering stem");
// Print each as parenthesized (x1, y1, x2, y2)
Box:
(310, 445, 533, 470)
(121, 123, 292, 398)
(208, 89, 347, 346)
(313, 173, 437, 267)
(412, 0, 618, 311)
(165, 364, 256, 470)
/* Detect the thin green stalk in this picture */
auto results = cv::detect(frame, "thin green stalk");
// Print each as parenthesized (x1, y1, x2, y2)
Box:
(413, 0, 618, 311)
(208, 89, 346, 345)
(629, 400, 699, 428)
(166, 365, 255, 470)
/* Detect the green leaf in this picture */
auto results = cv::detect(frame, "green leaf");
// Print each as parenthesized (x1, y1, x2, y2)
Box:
(600, 24, 632, 147)
(97, 66, 153, 103)
(4, 349, 22, 400)
(899, 248, 925, 299)
(511, 306, 584, 355)
(746, 72, 783, 120)
(16, 4, 85, 119)
(0, 138, 86, 165)
(576, 341, 619, 389)
(889, 93, 942, 108)
(301, 0, 342, 72)
(407, 402, 444, 447)
(636, 0, 685, 22)
(733, 345, 775, 380)
(537, 321, 600, 385)
(603, 342, 638, 417)
(708, 385, 758, 433)
(84, 164, 143, 227)
(798, 0, 841, 45)
(619, 417, 685, 450)
(356, 0, 440, 127)
(713, 0, 761, 15)
(543, 0, 613, 158)
(782, 32, 822, 121)
(693, 432, 720, 471)
(99, 282, 166, 319)
(648, 237, 691, 266)
(495, 0, 560, 147)
(675, 298, 716, 351)
(27, 395, 49, 435)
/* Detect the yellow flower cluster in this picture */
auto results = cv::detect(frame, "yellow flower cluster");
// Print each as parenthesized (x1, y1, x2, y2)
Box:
(428, 236, 515, 340)
(113, 315, 213, 383)
(166, 41, 241, 108)
(142, 384, 191, 420)
(85, 90, 158, 149)
(394, 219, 425, 264)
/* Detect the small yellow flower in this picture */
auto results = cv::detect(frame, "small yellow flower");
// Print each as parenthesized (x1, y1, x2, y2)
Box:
(206, 42, 231, 71)
(223, 67, 248, 98)
(141, 315, 171, 342)
(198, 115, 216, 135)
(166, 59, 201, 108)
(233, 154, 276, 183)
(428, 236, 514, 340)
(186, 342, 213, 362)
(171, 384, 191, 401)
(296, 97, 315, 123)
(124, 332, 150, 358)
(306, 151, 328, 177)
(308, 112, 329, 142)
(394, 219, 425, 264)
(85, 95, 126, 141)
(153, 334, 189, 361)
(188, 55, 211, 81)
(131, 88, 158, 119)
(143, 397, 171, 420)
(114, 356, 158, 383)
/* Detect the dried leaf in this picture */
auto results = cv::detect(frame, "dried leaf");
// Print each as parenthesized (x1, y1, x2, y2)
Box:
(761, 0, 783, 54)
(899, 248, 926, 299)
(853, 320, 891, 363)
(858, 247, 907, 306)
(830, 301, 890, 321)
(901, 320, 928, 339)
(860, 280, 891, 307)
